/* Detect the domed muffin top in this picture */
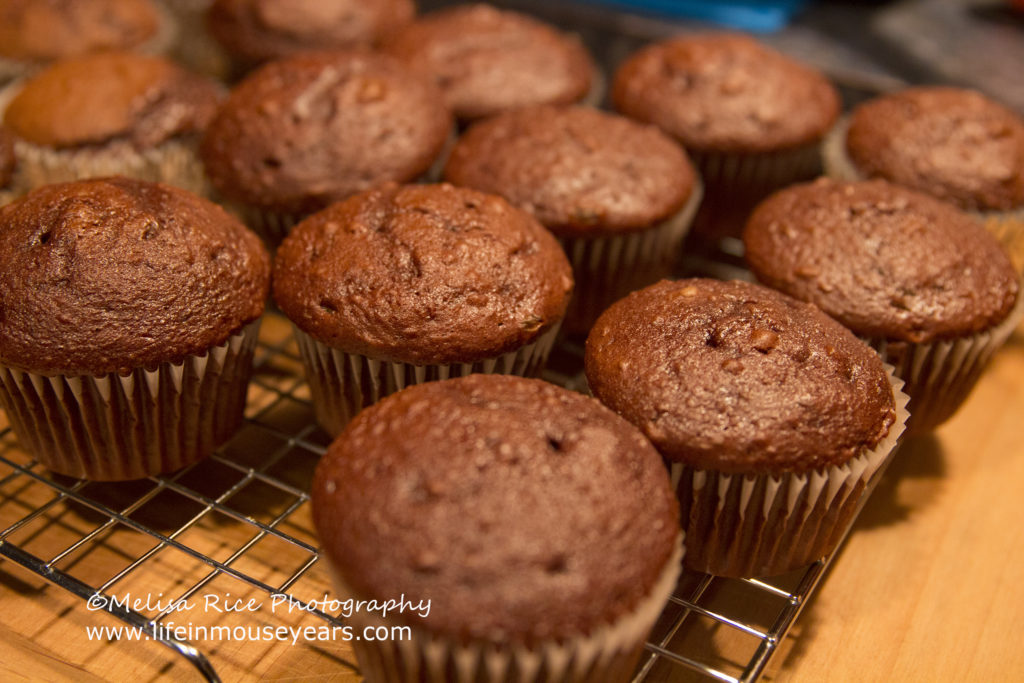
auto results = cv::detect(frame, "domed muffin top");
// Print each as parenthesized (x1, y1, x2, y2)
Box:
(586, 278, 896, 474)
(0, 177, 270, 376)
(744, 178, 1020, 342)
(4, 52, 222, 150)
(444, 106, 697, 237)
(612, 33, 840, 153)
(313, 374, 680, 643)
(206, 0, 415, 64)
(0, 0, 160, 62)
(383, 4, 595, 121)
(201, 51, 452, 215)
(844, 86, 1024, 212)
(273, 183, 572, 364)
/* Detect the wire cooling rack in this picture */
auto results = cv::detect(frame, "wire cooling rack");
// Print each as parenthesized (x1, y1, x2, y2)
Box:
(0, 312, 888, 683)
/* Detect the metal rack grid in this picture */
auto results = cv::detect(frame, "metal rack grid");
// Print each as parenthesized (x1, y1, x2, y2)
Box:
(0, 312, 883, 683)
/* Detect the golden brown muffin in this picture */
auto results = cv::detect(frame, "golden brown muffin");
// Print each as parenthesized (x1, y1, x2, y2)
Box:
(4, 52, 221, 150)
(0, 0, 161, 62)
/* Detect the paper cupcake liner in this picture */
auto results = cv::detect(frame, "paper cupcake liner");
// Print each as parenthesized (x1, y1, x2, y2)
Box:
(230, 202, 306, 247)
(11, 136, 209, 195)
(687, 142, 823, 248)
(824, 115, 1024, 276)
(866, 288, 1024, 434)
(560, 179, 703, 334)
(294, 323, 562, 436)
(325, 536, 682, 683)
(423, 127, 459, 183)
(0, 322, 260, 481)
(671, 366, 909, 578)
(0, 4, 178, 85)
(580, 68, 608, 109)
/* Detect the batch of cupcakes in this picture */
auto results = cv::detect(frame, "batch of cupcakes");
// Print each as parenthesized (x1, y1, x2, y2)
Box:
(1, 0, 1022, 680)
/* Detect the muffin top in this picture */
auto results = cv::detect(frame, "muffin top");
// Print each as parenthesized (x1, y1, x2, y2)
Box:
(0, 128, 14, 188)
(0, 177, 270, 376)
(206, 0, 415, 64)
(611, 33, 840, 154)
(444, 106, 697, 237)
(0, 0, 160, 62)
(273, 183, 573, 364)
(585, 279, 896, 475)
(383, 4, 595, 121)
(313, 374, 679, 643)
(201, 51, 452, 215)
(844, 87, 1024, 212)
(744, 178, 1020, 343)
(3, 52, 222, 150)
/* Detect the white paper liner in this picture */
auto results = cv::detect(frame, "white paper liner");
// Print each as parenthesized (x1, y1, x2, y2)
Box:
(824, 115, 1024, 275)
(579, 68, 607, 109)
(11, 136, 209, 196)
(0, 321, 260, 481)
(423, 127, 459, 184)
(230, 202, 306, 246)
(0, 3, 178, 85)
(294, 323, 562, 436)
(865, 286, 1024, 433)
(325, 535, 683, 683)
(560, 179, 703, 334)
(670, 366, 910, 578)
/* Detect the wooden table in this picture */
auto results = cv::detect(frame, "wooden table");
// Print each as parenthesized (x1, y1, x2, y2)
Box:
(2, 316, 1023, 682)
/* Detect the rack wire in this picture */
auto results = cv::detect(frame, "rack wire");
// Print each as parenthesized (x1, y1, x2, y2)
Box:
(0, 312, 889, 682)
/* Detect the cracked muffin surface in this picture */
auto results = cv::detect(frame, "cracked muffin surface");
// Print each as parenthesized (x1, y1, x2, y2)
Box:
(585, 278, 896, 474)
(201, 51, 452, 215)
(744, 179, 1019, 343)
(272, 183, 573, 365)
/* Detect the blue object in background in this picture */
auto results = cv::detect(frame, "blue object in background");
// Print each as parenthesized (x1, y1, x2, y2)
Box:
(571, 0, 810, 32)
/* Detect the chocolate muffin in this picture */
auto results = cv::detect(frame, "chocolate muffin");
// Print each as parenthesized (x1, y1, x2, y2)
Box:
(0, 0, 172, 81)
(444, 105, 700, 333)
(382, 4, 596, 122)
(611, 33, 840, 245)
(207, 0, 415, 67)
(2, 52, 222, 194)
(586, 278, 907, 577)
(744, 178, 1022, 432)
(823, 87, 1024, 272)
(313, 374, 682, 682)
(0, 176, 270, 480)
(201, 51, 452, 243)
(273, 183, 573, 435)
